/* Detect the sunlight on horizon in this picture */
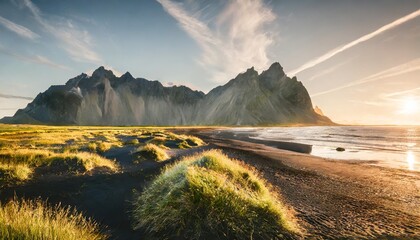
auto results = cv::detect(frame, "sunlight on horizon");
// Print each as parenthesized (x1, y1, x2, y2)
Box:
(407, 150, 416, 171)
(400, 97, 419, 115)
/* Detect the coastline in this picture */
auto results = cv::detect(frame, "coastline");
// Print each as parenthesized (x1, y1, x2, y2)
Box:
(179, 128, 420, 239)
(1, 125, 419, 239)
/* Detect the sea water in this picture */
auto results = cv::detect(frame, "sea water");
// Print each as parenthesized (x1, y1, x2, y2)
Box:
(227, 126, 420, 171)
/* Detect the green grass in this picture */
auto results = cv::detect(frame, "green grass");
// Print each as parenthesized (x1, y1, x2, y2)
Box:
(134, 144, 169, 162)
(133, 150, 300, 239)
(0, 125, 205, 185)
(0, 198, 106, 240)
(0, 149, 119, 171)
(0, 149, 119, 185)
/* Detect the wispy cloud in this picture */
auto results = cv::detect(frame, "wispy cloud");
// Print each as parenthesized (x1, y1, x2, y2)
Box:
(157, 0, 275, 83)
(289, 9, 420, 76)
(21, 0, 102, 63)
(0, 45, 69, 69)
(383, 86, 420, 97)
(307, 60, 350, 82)
(0, 15, 39, 40)
(311, 58, 420, 97)
(348, 100, 387, 107)
(349, 86, 420, 111)
(0, 93, 33, 100)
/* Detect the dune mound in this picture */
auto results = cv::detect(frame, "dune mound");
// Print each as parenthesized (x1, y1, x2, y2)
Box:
(133, 150, 300, 239)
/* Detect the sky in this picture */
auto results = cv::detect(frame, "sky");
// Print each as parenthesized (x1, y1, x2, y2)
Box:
(0, 0, 419, 125)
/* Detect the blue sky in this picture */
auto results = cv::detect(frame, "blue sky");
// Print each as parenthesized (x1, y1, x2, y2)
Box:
(0, 0, 419, 125)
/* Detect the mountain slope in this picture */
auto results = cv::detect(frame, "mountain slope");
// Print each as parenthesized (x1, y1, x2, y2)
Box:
(1, 63, 332, 125)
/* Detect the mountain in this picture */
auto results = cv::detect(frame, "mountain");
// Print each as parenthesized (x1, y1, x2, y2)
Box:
(314, 106, 325, 116)
(1, 63, 332, 125)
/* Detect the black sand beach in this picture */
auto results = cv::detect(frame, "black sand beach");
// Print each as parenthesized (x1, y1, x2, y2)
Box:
(188, 128, 420, 239)
(1, 127, 420, 239)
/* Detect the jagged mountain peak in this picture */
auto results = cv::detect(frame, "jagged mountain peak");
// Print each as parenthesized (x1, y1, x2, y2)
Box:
(65, 73, 88, 88)
(268, 62, 284, 74)
(1, 62, 333, 125)
(91, 66, 116, 79)
(120, 71, 134, 79)
(246, 66, 256, 73)
(261, 62, 285, 78)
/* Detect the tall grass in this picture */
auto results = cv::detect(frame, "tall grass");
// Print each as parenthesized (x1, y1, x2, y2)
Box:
(0, 198, 106, 240)
(133, 150, 300, 239)
(0, 163, 32, 183)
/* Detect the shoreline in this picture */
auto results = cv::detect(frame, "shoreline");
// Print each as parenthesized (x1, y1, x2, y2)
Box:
(193, 126, 420, 172)
(179, 128, 420, 239)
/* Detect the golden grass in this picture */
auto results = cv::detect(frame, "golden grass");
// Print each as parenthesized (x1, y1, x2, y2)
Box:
(0, 149, 118, 185)
(147, 136, 166, 146)
(0, 125, 205, 184)
(133, 150, 300, 239)
(0, 125, 204, 152)
(134, 144, 169, 162)
(0, 149, 118, 171)
(0, 163, 32, 183)
(124, 139, 139, 145)
(0, 198, 106, 240)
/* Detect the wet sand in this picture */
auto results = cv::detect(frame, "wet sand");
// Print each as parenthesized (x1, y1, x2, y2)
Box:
(185, 128, 420, 239)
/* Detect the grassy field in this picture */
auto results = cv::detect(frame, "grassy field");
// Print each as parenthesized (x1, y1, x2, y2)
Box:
(0, 124, 300, 239)
(0, 124, 204, 186)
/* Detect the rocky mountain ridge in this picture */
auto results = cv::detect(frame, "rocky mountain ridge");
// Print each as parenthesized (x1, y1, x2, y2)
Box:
(1, 62, 332, 125)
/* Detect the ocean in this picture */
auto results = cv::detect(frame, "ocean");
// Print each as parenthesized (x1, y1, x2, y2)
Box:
(225, 126, 420, 171)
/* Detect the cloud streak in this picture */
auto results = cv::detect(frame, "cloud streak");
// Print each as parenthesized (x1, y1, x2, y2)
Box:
(383, 86, 420, 98)
(311, 58, 420, 97)
(157, 0, 275, 83)
(21, 0, 102, 63)
(307, 60, 350, 82)
(289, 9, 420, 76)
(0, 45, 69, 69)
(0, 93, 33, 100)
(0, 15, 39, 40)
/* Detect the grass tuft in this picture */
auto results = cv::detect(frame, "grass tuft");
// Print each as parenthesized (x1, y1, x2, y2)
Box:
(124, 139, 140, 145)
(134, 144, 169, 162)
(0, 163, 32, 183)
(0, 149, 119, 184)
(184, 135, 204, 147)
(133, 150, 301, 239)
(87, 142, 113, 153)
(0, 198, 106, 240)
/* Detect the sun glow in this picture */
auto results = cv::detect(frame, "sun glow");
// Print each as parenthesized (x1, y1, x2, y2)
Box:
(407, 151, 415, 171)
(400, 98, 418, 115)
